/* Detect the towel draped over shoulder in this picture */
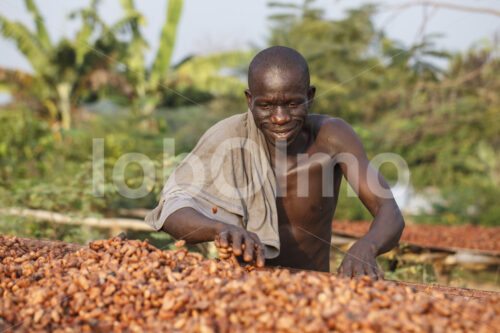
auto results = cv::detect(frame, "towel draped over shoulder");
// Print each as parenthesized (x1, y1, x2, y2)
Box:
(145, 110, 280, 258)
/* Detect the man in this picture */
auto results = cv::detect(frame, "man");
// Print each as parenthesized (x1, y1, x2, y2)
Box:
(146, 46, 404, 279)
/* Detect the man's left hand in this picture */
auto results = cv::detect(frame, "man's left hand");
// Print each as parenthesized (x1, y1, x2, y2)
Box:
(337, 239, 384, 280)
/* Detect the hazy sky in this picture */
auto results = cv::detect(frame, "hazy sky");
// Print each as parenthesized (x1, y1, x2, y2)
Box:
(0, 0, 499, 73)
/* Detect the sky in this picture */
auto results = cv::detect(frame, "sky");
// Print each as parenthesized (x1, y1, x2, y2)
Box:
(0, 0, 499, 74)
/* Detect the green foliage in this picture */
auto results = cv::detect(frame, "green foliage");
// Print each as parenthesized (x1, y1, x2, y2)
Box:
(380, 260, 437, 285)
(268, 2, 385, 122)
(414, 185, 500, 227)
(0, 0, 188, 127)
(172, 51, 253, 97)
(24, 0, 51, 51)
(334, 182, 372, 221)
(159, 99, 245, 152)
(114, 0, 149, 106)
(0, 0, 137, 129)
(0, 108, 54, 181)
(0, 107, 181, 218)
(0, 0, 251, 120)
(0, 108, 104, 214)
(150, 0, 183, 89)
(0, 215, 106, 244)
(267, 0, 500, 226)
(0, 15, 48, 70)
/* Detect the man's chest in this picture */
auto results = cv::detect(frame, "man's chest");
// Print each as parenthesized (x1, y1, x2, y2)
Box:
(274, 155, 342, 228)
(274, 148, 340, 196)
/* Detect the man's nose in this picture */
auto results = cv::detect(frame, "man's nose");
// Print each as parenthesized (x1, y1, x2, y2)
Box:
(270, 107, 291, 125)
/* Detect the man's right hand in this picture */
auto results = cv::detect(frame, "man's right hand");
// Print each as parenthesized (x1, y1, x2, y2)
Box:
(214, 224, 266, 268)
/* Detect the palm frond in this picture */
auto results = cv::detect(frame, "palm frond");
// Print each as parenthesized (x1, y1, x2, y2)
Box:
(74, 12, 95, 66)
(174, 51, 252, 96)
(268, 2, 301, 10)
(0, 15, 47, 70)
(24, 0, 51, 51)
(116, 0, 147, 33)
(69, 1, 108, 66)
(116, 0, 149, 95)
(150, 0, 183, 89)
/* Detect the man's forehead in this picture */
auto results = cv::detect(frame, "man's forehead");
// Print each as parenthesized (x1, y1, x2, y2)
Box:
(259, 67, 294, 85)
(250, 65, 306, 89)
(253, 64, 302, 79)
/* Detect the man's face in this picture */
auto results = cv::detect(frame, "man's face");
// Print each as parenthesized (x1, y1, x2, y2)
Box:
(245, 67, 315, 147)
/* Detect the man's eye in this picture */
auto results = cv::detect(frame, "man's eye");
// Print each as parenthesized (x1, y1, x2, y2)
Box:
(261, 104, 271, 109)
(288, 103, 297, 108)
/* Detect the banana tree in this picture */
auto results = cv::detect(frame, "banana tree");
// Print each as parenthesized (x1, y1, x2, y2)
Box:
(171, 51, 254, 97)
(115, 0, 183, 114)
(0, 0, 132, 130)
(114, 0, 252, 112)
(1, 0, 252, 124)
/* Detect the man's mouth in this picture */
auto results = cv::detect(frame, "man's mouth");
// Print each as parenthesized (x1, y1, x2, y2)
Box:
(269, 125, 297, 140)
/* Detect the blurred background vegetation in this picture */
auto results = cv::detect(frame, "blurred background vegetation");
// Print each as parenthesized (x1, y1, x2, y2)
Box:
(0, 0, 498, 262)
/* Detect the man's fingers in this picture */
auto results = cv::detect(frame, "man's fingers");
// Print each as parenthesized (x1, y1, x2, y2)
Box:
(247, 232, 265, 266)
(219, 231, 229, 248)
(216, 229, 266, 266)
(369, 264, 385, 280)
(364, 264, 378, 280)
(341, 261, 353, 278)
(248, 232, 263, 249)
(375, 267, 385, 280)
(243, 236, 255, 262)
(352, 262, 365, 278)
(231, 232, 243, 255)
(255, 245, 265, 268)
(366, 260, 384, 280)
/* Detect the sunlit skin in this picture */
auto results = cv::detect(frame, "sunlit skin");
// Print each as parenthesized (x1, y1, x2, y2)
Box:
(162, 47, 405, 278)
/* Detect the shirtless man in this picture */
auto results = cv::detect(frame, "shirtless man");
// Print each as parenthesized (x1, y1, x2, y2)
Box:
(161, 46, 405, 279)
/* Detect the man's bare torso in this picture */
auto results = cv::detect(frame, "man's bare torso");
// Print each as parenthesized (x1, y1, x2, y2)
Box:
(266, 114, 344, 272)
(162, 47, 403, 277)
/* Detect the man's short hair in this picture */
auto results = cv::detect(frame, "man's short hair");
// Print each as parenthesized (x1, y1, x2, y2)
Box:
(248, 46, 310, 91)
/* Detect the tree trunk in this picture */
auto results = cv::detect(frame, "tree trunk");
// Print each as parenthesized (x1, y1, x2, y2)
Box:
(57, 83, 72, 130)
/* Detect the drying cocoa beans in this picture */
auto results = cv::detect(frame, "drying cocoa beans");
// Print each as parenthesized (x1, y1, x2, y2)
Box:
(1, 234, 499, 332)
(333, 221, 500, 253)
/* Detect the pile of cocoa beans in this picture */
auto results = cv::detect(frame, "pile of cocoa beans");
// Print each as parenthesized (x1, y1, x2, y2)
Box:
(1, 234, 499, 332)
(333, 221, 500, 253)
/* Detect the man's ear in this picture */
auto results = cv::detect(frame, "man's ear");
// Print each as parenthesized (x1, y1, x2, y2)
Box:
(244, 89, 253, 109)
(307, 85, 316, 109)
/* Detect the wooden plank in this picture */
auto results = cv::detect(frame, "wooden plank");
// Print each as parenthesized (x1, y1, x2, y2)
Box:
(13, 236, 86, 251)
(391, 280, 499, 299)
(0, 208, 153, 231)
(117, 208, 151, 219)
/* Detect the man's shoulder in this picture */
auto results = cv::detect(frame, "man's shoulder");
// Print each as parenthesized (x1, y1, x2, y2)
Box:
(307, 114, 353, 138)
(307, 114, 359, 153)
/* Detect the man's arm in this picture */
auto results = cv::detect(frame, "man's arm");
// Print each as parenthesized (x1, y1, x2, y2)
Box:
(162, 207, 266, 267)
(323, 118, 405, 279)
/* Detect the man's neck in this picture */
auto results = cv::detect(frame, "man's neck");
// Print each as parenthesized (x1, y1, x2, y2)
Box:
(267, 128, 310, 172)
